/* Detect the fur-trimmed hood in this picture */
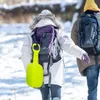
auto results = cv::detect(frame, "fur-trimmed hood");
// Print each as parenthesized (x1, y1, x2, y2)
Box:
(29, 10, 64, 30)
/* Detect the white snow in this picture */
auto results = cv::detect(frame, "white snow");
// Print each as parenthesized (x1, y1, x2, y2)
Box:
(0, 23, 100, 100)
(0, 0, 100, 100)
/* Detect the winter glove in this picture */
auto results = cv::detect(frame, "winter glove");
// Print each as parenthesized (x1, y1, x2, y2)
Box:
(81, 53, 90, 64)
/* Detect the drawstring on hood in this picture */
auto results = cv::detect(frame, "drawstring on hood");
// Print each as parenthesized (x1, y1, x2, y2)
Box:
(84, 0, 100, 12)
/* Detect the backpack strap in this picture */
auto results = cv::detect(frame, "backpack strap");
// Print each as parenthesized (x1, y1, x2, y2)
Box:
(95, 55, 98, 66)
(43, 55, 53, 87)
(31, 28, 39, 44)
(94, 13, 100, 66)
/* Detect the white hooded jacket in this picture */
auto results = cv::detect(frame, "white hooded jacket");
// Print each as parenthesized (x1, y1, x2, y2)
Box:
(21, 10, 87, 86)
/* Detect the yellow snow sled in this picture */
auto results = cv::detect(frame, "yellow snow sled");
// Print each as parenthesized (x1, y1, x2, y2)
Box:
(26, 43, 44, 88)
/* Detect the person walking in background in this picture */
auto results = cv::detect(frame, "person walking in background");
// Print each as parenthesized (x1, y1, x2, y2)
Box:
(71, 0, 100, 100)
(21, 9, 90, 100)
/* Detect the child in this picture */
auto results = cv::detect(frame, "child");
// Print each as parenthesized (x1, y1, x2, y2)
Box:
(21, 9, 90, 100)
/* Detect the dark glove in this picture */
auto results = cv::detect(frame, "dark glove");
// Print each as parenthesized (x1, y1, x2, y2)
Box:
(81, 53, 90, 64)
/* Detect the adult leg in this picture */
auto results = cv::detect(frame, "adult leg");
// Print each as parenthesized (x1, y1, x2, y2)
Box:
(50, 84, 61, 100)
(40, 84, 50, 100)
(84, 65, 99, 100)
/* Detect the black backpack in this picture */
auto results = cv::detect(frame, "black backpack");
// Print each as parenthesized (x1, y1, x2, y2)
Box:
(30, 25, 61, 87)
(78, 12, 100, 55)
(31, 25, 61, 65)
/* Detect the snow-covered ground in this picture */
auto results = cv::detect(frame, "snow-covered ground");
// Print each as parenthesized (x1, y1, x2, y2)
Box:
(0, 23, 100, 100)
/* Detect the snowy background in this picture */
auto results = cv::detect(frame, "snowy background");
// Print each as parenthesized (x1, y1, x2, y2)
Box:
(0, 25, 88, 100)
(0, 0, 100, 100)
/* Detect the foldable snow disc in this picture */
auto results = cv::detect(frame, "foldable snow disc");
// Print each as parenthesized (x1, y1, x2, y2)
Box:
(26, 44, 44, 88)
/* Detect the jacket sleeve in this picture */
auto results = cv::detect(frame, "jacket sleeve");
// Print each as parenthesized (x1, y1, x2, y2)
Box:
(21, 34, 32, 71)
(71, 20, 79, 45)
(57, 29, 86, 60)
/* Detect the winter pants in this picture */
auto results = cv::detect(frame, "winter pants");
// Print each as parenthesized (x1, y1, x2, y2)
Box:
(40, 84, 61, 100)
(84, 65, 100, 100)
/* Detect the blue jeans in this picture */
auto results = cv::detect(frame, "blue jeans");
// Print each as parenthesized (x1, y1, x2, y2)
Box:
(84, 65, 100, 100)
(40, 84, 61, 100)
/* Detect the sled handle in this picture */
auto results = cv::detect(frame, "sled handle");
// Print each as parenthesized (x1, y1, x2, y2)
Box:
(32, 43, 40, 63)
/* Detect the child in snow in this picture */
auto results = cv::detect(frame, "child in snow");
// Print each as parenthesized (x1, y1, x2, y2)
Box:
(21, 9, 90, 100)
